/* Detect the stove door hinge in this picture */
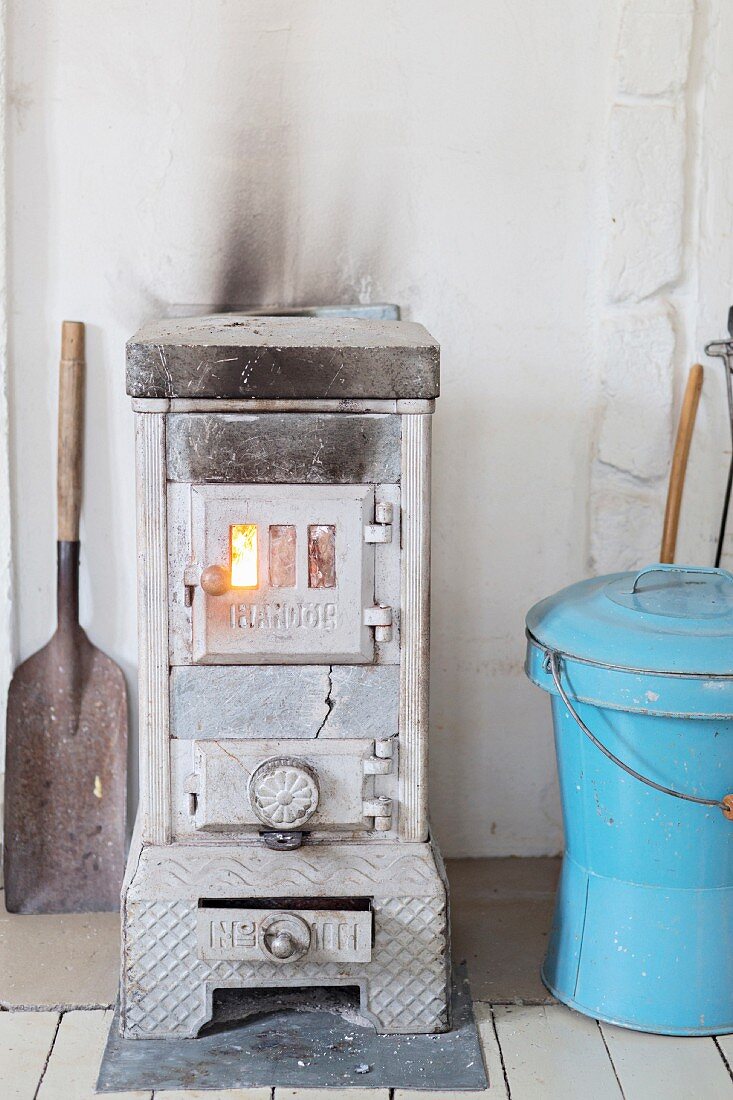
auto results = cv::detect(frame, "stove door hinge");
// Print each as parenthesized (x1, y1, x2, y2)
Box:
(363, 604, 393, 642)
(363, 738, 394, 775)
(364, 501, 393, 543)
(363, 740, 394, 831)
(363, 795, 393, 831)
(183, 563, 202, 607)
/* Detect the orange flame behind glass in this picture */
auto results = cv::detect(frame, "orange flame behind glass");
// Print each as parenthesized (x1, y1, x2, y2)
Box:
(231, 524, 258, 588)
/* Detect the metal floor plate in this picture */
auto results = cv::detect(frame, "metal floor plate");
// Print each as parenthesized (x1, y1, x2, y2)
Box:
(96, 966, 487, 1092)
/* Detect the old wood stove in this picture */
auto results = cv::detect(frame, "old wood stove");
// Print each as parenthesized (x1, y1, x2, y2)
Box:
(120, 315, 449, 1038)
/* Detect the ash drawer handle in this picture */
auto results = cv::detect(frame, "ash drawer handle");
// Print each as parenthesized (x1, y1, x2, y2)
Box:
(545, 650, 733, 818)
(630, 563, 733, 593)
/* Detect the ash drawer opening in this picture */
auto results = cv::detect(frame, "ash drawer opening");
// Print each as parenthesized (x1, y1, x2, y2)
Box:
(202, 984, 367, 1036)
(198, 896, 372, 911)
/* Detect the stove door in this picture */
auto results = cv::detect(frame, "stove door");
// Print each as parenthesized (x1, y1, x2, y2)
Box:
(189, 485, 376, 664)
(184, 737, 394, 834)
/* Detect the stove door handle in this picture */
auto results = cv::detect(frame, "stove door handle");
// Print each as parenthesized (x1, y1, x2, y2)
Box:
(199, 564, 230, 597)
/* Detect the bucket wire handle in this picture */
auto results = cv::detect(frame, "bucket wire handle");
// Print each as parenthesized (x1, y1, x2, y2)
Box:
(545, 650, 733, 818)
(630, 563, 733, 593)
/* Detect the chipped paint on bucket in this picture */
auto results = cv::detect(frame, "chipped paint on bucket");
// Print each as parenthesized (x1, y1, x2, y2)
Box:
(526, 564, 733, 1035)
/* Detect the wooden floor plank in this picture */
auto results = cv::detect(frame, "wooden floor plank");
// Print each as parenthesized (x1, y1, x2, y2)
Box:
(601, 1025, 733, 1100)
(494, 1004, 622, 1099)
(273, 1089, 389, 1099)
(478, 1004, 510, 1099)
(37, 1009, 151, 1100)
(154, 1091, 271, 1099)
(715, 1033, 733, 1077)
(0, 1010, 59, 1100)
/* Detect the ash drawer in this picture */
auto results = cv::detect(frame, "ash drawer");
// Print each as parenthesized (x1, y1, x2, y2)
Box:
(197, 904, 373, 964)
(180, 738, 396, 835)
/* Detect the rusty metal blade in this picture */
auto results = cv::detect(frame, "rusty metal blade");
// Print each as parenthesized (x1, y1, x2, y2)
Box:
(3, 619, 127, 914)
(5, 325, 128, 913)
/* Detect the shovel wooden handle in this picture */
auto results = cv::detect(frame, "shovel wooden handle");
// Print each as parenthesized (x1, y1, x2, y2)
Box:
(57, 321, 85, 542)
(660, 363, 704, 564)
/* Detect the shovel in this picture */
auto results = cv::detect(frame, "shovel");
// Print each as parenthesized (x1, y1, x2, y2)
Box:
(3, 321, 127, 913)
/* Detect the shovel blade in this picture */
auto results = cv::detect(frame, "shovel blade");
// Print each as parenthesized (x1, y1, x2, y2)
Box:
(3, 626, 127, 914)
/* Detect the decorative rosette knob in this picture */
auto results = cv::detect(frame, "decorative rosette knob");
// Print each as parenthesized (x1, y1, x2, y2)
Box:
(248, 758, 320, 829)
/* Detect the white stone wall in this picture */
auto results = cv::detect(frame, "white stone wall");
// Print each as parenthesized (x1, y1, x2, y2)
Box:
(590, 0, 695, 575)
(4, 0, 732, 856)
(677, 0, 733, 571)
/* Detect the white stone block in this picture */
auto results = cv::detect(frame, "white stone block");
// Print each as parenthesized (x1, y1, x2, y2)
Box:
(590, 472, 666, 575)
(170, 665, 400, 740)
(607, 104, 685, 302)
(327, 665, 400, 738)
(617, 0, 694, 96)
(171, 665, 329, 739)
(597, 307, 675, 479)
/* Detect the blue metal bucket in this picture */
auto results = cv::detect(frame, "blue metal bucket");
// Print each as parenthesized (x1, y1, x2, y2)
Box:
(526, 564, 733, 1035)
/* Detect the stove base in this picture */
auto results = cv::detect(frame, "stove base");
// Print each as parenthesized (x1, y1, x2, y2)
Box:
(100, 966, 485, 1093)
(121, 836, 450, 1039)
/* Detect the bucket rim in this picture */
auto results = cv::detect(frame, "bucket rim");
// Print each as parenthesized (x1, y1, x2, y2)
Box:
(526, 629, 733, 681)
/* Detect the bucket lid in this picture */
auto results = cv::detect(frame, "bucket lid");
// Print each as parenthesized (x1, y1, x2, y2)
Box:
(526, 564, 733, 676)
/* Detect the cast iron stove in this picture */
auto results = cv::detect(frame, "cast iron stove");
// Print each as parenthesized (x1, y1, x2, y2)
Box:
(120, 315, 449, 1038)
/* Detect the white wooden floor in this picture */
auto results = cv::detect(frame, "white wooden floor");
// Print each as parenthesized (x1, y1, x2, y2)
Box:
(4, 1002, 733, 1099)
(2, 860, 733, 1098)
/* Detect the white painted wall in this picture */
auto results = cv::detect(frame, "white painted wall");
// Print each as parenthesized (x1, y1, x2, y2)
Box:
(0, 0, 11, 766)
(0, 0, 10, 852)
(5, 0, 732, 856)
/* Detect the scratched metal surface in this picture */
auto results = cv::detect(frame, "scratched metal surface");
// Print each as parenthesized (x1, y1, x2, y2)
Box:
(166, 411, 401, 484)
(4, 542, 128, 914)
(96, 966, 487, 1092)
(126, 314, 439, 401)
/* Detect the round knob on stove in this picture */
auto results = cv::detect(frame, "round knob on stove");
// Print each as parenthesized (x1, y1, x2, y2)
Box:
(249, 758, 320, 829)
(269, 931, 296, 959)
(200, 564, 229, 596)
(259, 913, 311, 963)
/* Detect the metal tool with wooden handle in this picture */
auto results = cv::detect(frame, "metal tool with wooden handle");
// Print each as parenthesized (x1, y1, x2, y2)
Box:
(3, 322, 128, 913)
(660, 363, 704, 564)
(57, 321, 85, 542)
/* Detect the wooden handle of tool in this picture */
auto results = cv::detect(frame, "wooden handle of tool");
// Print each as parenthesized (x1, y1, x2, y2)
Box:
(660, 363, 704, 564)
(57, 321, 85, 542)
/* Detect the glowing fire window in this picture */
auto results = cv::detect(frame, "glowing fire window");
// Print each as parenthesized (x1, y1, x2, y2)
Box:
(230, 524, 258, 588)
